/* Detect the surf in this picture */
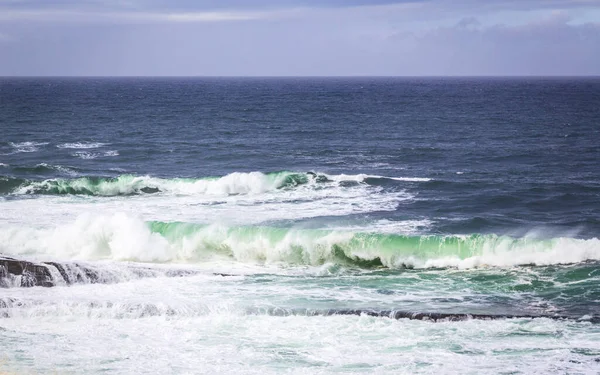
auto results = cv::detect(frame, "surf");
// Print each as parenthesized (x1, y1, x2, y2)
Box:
(1, 213, 599, 269)
(2, 171, 423, 196)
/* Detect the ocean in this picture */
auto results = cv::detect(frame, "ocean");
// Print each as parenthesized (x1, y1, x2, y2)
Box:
(1, 77, 599, 374)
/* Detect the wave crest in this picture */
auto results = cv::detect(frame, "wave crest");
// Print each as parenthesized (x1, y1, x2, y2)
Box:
(7, 171, 413, 197)
(1, 213, 599, 269)
(11, 172, 298, 196)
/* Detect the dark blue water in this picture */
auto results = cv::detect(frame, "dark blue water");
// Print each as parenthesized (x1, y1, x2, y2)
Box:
(2, 78, 600, 374)
(2, 77, 599, 237)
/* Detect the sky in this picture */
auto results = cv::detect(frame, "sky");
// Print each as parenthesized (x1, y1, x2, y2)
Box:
(0, 0, 599, 76)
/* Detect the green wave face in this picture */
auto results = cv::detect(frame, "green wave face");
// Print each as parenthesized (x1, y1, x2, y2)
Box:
(147, 222, 600, 268)
(13, 175, 169, 196)
(8, 171, 314, 196)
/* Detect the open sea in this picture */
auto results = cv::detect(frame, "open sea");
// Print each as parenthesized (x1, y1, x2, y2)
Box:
(1, 77, 599, 374)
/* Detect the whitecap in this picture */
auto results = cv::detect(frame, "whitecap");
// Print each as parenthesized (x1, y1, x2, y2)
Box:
(9, 141, 49, 153)
(71, 150, 119, 159)
(57, 142, 107, 149)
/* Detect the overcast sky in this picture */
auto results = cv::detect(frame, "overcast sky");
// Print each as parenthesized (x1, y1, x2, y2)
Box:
(0, 0, 599, 76)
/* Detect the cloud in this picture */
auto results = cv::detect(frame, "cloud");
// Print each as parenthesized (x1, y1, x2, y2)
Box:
(0, 1, 427, 25)
(0, 9, 292, 23)
(0, 0, 414, 11)
(0, 0, 598, 24)
(0, 1, 598, 75)
(385, 14, 600, 75)
(1, 0, 598, 11)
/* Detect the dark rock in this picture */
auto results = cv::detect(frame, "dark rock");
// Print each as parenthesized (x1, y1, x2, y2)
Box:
(140, 187, 160, 194)
(1, 254, 207, 288)
(44, 262, 71, 284)
(256, 307, 600, 324)
(81, 263, 100, 283)
(0, 298, 16, 308)
(165, 269, 203, 277)
(0, 256, 54, 288)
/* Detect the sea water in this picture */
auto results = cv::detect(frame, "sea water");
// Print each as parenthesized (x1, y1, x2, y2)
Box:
(1, 77, 599, 374)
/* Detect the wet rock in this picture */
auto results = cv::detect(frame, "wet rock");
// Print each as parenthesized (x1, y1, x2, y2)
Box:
(212, 272, 237, 277)
(0, 256, 54, 287)
(43, 262, 70, 284)
(1, 254, 208, 288)
(257, 307, 600, 324)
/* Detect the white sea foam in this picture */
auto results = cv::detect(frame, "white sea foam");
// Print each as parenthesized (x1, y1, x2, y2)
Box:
(12, 171, 411, 199)
(1, 213, 598, 269)
(329, 219, 434, 235)
(0, 213, 171, 262)
(71, 150, 119, 159)
(72, 151, 96, 159)
(419, 236, 600, 269)
(0, 185, 407, 228)
(0, 281, 598, 374)
(8, 141, 49, 153)
(13, 172, 287, 196)
(327, 174, 431, 183)
(4, 171, 411, 231)
(388, 177, 432, 182)
(57, 142, 107, 149)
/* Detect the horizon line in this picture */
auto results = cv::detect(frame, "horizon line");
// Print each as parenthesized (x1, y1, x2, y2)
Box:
(2, 75, 600, 79)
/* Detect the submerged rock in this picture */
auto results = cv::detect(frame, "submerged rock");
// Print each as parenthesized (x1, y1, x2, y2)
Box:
(0, 255, 206, 288)
(255, 307, 600, 324)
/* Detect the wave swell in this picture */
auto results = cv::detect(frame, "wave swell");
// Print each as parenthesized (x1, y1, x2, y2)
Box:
(3, 171, 415, 196)
(1, 214, 599, 269)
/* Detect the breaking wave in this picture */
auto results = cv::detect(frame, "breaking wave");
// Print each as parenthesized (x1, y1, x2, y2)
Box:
(1, 213, 599, 269)
(3, 171, 424, 196)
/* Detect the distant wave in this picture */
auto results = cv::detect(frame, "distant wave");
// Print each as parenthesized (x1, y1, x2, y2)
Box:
(1, 213, 599, 269)
(8, 141, 49, 154)
(71, 150, 119, 159)
(5, 171, 429, 197)
(387, 177, 432, 182)
(57, 142, 107, 149)
(8, 172, 306, 196)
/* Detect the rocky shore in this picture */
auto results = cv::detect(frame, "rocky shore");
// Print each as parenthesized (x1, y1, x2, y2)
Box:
(0, 255, 203, 288)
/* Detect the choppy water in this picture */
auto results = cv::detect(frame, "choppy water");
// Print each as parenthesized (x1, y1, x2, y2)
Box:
(1, 77, 599, 374)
